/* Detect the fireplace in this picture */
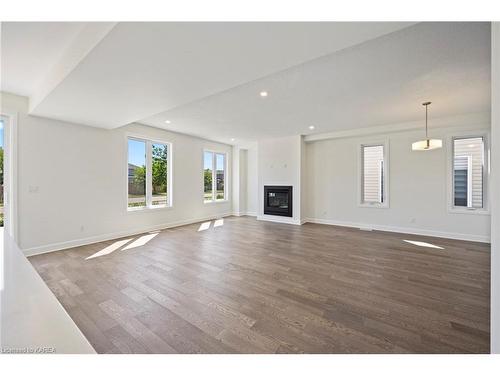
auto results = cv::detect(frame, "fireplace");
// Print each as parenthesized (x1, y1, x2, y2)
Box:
(264, 186, 293, 217)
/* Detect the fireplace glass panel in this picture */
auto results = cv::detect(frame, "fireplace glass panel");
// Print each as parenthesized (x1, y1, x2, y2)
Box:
(264, 186, 293, 217)
(268, 192, 289, 209)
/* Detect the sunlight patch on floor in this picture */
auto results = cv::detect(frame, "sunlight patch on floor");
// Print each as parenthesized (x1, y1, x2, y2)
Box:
(198, 221, 211, 231)
(122, 233, 159, 251)
(214, 219, 224, 228)
(86, 238, 133, 260)
(403, 240, 444, 250)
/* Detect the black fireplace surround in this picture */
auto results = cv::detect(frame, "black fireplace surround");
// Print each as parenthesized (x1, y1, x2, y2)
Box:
(264, 186, 293, 217)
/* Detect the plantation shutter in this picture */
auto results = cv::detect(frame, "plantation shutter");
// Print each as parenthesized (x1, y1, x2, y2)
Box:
(453, 137, 484, 208)
(362, 145, 384, 204)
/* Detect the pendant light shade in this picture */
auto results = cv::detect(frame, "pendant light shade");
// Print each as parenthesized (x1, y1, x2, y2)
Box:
(412, 101, 442, 151)
(411, 138, 443, 151)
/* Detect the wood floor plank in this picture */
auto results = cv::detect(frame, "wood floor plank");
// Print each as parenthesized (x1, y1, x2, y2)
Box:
(29, 216, 490, 353)
(103, 325, 150, 354)
(98, 299, 177, 354)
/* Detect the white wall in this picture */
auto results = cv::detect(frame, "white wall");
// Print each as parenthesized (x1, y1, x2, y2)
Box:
(231, 146, 241, 215)
(300, 136, 307, 223)
(231, 146, 248, 216)
(1, 90, 492, 251)
(239, 149, 248, 215)
(1, 92, 232, 254)
(491, 21, 500, 354)
(245, 143, 258, 216)
(257, 135, 303, 224)
(305, 120, 491, 242)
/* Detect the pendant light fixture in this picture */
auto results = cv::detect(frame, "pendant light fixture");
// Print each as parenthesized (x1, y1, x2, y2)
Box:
(412, 101, 442, 151)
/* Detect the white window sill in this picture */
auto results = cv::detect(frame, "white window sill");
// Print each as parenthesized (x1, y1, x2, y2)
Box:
(127, 205, 173, 213)
(358, 202, 389, 209)
(448, 207, 490, 216)
(204, 199, 229, 204)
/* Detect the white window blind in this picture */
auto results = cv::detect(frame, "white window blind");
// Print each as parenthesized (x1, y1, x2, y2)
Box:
(362, 145, 385, 204)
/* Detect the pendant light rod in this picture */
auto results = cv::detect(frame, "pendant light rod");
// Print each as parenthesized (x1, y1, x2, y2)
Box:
(412, 101, 441, 151)
(423, 101, 431, 138)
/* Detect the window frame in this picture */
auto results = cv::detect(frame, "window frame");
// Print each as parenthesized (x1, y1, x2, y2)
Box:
(358, 140, 390, 209)
(448, 132, 490, 215)
(203, 149, 228, 204)
(126, 134, 173, 212)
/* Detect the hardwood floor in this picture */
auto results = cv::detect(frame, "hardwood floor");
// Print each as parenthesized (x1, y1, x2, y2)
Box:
(29, 216, 490, 353)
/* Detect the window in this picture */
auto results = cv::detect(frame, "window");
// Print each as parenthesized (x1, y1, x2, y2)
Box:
(360, 144, 387, 206)
(204, 151, 226, 202)
(128, 137, 171, 210)
(452, 137, 485, 210)
(128, 139, 146, 208)
(152, 143, 168, 206)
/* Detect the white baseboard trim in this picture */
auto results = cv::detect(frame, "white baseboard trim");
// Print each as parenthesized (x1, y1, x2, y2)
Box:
(231, 211, 257, 217)
(257, 215, 302, 226)
(304, 217, 491, 243)
(23, 212, 234, 257)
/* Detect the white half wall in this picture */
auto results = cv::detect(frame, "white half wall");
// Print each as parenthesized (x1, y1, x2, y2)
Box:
(491, 21, 500, 354)
(1, 233, 95, 353)
(1, 92, 232, 254)
(305, 118, 491, 242)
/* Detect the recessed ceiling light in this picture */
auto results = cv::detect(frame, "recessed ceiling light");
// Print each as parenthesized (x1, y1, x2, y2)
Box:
(309, 125, 315, 130)
(165, 120, 171, 124)
(230, 138, 235, 142)
(259, 91, 268, 97)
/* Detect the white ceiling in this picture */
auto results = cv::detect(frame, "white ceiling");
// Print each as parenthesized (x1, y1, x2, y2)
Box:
(1, 21, 413, 129)
(141, 22, 491, 145)
(1, 22, 491, 145)
(0, 22, 87, 97)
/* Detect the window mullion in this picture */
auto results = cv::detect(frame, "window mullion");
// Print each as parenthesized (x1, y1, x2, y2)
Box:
(224, 154, 227, 200)
(146, 141, 153, 207)
(212, 152, 216, 201)
(167, 144, 170, 207)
